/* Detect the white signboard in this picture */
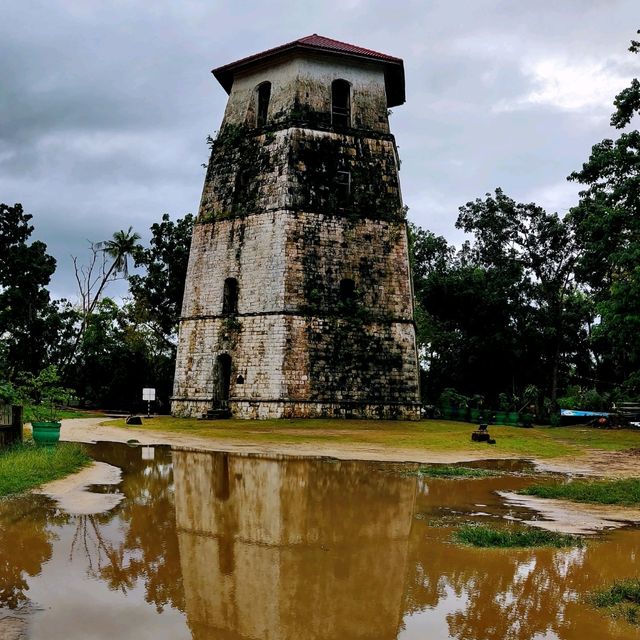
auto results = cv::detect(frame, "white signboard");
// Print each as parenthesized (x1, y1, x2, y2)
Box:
(142, 388, 156, 401)
(141, 446, 155, 461)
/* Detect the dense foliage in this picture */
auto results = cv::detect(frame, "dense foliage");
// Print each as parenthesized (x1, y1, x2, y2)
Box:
(411, 31, 640, 413)
(1, 31, 639, 415)
(0, 210, 192, 412)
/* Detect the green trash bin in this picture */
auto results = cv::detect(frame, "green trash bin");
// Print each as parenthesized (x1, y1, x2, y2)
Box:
(494, 411, 507, 425)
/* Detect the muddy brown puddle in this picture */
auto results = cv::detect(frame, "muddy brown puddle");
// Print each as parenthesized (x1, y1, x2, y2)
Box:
(1, 442, 639, 639)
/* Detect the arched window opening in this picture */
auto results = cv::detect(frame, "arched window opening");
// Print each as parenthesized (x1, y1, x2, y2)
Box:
(222, 278, 238, 315)
(256, 82, 271, 127)
(339, 278, 356, 303)
(332, 79, 351, 127)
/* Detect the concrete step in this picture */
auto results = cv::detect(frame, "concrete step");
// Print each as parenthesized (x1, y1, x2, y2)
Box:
(200, 408, 232, 420)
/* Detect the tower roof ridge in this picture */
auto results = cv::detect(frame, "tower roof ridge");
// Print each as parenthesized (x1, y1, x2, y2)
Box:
(212, 34, 405, 106)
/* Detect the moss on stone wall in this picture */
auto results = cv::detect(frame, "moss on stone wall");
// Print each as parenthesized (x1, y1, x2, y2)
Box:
(303, 317, 413, 409)
(197, 123, 404, 225)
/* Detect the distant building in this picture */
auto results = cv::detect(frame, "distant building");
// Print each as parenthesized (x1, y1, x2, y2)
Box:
(172, 35, 421, 419)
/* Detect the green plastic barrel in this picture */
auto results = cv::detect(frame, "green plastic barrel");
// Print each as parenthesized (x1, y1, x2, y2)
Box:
(31, 422, 61, 446)
(507, 412, 520, 425)
(494, 411, 507, 425)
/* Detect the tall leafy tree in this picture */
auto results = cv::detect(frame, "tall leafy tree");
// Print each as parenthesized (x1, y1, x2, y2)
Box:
(569, 30, 640, 391)
(0, 203, 57, 377)
(67, 298, 175, 410)
(129, 213, 194, 346)
(409, 225, 524, 403)
(457, 189, 588, 404)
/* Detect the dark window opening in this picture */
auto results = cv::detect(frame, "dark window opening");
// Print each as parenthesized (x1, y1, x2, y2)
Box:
(234, 169, 249, 206)
(213, 353, 232, 409)
(335, 170, 351, 205)
(256, 82, 271, 127)
(339, 278, 356, 302)
(332, 79, 351, 127)
(222, 278, 238, 315)
(235, 170, 248, 190)
(236, 374, 244, 385)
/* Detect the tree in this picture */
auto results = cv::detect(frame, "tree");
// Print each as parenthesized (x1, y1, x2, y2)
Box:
(411, 229, 528, 404)
(0, 203, 57, 377)
(64, 226, 141, 370)
(456, 189, 588, 405)
(66, 298, 175, 410)
(128, 213, 194, 346)
(568, 29, 640, 392)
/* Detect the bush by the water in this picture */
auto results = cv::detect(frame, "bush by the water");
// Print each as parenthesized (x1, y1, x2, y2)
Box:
(522, 478, 640, 506)
(0, 442, 90, 497)
(588, 579, 640, 626)
(453, 524, 583, 548)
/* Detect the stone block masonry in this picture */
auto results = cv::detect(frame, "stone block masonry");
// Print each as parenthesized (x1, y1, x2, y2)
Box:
(172, 37, 421, 419)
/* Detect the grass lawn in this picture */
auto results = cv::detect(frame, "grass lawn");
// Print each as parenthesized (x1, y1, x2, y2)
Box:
(414, 465, 500, 478)
(589, 579, 640, 626)
(453, 524, 583, 548)
(0, 442, 90, 497)
(523, 477, 640, 506)
(102, 416, 640, 459)
(22, 406, 103, 422)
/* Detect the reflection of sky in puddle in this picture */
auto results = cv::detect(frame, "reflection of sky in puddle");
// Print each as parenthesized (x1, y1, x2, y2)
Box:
(0, 443, 639, 639)
(399, 585, 468, 639)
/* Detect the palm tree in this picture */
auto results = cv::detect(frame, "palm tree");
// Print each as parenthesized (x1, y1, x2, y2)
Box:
(63, 227, 141, 369)
(98, 227, 141, 281)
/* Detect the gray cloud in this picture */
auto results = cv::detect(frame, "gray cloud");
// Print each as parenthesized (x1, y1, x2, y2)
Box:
(1, 0, 638, 299)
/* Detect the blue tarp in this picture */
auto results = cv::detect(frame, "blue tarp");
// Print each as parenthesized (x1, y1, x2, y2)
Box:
(560, 409, 610, 417)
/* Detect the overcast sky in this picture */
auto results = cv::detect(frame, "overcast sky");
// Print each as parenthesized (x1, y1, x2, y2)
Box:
(1, 1, 638, 299)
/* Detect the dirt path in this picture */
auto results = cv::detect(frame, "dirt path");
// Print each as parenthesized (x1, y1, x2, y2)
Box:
(58, 418, 640, 477)
(36, 461, 123, 515)
(499, 491, 640, 535)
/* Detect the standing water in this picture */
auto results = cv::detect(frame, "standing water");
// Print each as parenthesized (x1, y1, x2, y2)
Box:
(0, 442, 639, 639)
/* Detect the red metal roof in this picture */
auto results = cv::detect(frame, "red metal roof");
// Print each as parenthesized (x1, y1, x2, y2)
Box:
(212, 34, 405, 107)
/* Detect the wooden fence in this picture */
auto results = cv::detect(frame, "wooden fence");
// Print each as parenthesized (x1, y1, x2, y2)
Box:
(0, 404, 23, 447)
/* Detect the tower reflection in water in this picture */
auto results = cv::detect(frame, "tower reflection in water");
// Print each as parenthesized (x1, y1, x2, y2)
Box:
(173, 451, 417, 640)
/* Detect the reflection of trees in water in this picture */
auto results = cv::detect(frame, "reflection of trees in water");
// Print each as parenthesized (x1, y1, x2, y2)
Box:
(0, 444, 184, 615)
(78, 444, 185, 614)
(0, 496, 62, 609)
(403, 526, 640, 640)
(69, 514, 135, 592)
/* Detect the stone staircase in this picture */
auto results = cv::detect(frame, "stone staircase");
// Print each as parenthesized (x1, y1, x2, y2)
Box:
(200, 407, 231, 420)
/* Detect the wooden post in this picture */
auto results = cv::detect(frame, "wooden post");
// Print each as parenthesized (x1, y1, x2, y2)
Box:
(10, 405, 23, 445)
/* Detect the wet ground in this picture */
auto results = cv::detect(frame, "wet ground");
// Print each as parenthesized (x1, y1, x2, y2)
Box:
(1, 442, 639, 639)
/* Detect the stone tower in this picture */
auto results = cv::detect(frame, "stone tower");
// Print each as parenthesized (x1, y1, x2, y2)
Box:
(172, 34, 421, 419)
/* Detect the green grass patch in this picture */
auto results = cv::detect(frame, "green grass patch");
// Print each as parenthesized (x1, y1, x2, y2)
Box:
(416, 465, 499, 478)
(102, 416, 640, 459)
(452, 524, 583, 548)
(588, 579, 640, 626)
(522, 477, 640, 506)
(0, 442, 91, 497)
(22, 406, 102, 422)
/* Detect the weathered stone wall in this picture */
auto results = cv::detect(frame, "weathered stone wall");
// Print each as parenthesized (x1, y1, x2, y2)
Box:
(199, 127, 401, 223)
(172, 209, 420, 419)
(223, 53, 390, 133)
(180, 214, 287, 317)
(172, 50, 420, 420)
